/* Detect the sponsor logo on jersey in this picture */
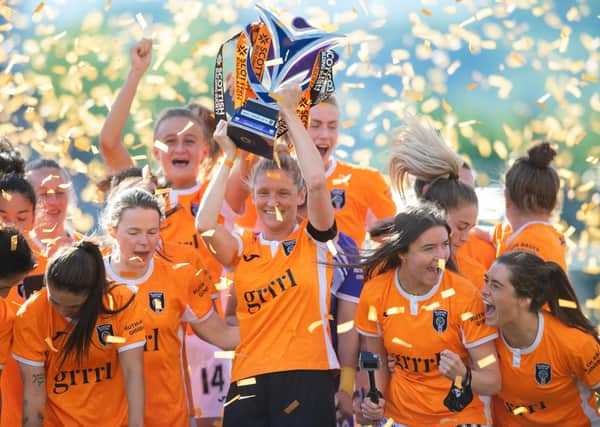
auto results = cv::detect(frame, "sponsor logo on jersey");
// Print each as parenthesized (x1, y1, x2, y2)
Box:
(149, 291, 165, 313)
(331, 189, 346, 209)
(432, 309, 448, 333)
(535, 363, 552, 385)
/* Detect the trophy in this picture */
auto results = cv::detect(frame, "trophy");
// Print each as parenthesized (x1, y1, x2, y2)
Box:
(214, 5, 343, 158)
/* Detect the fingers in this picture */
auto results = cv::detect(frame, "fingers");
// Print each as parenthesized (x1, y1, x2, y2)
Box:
(438, 350, 466, 380)
(133, 38, 152, 58)
(360, 398, 385, 421)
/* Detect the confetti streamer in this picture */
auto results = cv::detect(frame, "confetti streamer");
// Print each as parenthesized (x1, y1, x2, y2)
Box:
(237, 377, 257, 387)
(476, 354, 497, 369)
(441, 288, 455, 298)
(176, 121, 194, 135)
(201, 229, 216, 237)
(337, 321, 354, 334)
(284, 400, 300, 414)
(265, 58, 283, 67)
(33, 2, 45, 15)
(513, 406, 528, 415)
(421, 9, 432, 16)
(558, 299, 577, 309)
(135, 12, 147, 30)
(10, 235, 17, 251)
(308, 320, 323, 333)
(172, 263, 190, 270)
(460, 312, 473, 321)
(223, 394, 240, 407)
(105, 335, 126, 344)
(384, 306, 404, 316)
(326, 240, 338, 256)
(153, 140, 168, 153)
(274, 206, 283, 222)
(392, 337, 412, 348)
(368, 305, 378, 322)
(214, 351, 235, 359)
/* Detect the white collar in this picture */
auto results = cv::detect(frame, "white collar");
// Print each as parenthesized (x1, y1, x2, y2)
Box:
(103, 256, 155, 288)
(324, 157, 338, 178)
(501, 311, 544, 355)
(167, 180, 203, 208)
(506, 220, 552, 246)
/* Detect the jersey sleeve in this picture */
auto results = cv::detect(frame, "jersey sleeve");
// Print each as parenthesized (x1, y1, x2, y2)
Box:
(365, 170, 396, 223)
(180, 269, 214, 324)
(458, 290, 498, 348)
(12, 301, 47, 367)
(114, 289, 146, 353)
(354, 280, 381, 337)
(0, 299, 14, 368)
(332, 234, 364, 303)
(570, 332, 600, 389)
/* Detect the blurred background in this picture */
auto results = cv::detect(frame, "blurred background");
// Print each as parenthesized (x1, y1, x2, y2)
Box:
(0, 0, 599, 320)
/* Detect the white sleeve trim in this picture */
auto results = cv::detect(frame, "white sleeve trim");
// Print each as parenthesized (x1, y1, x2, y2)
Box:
(335, 293, 360, 304)
(463, 333, 499, 349)
(181, 305, 214, 324)
(118, 340, 146, 353)
(12, 354, 44, 367)
(356, 327, 381, 338)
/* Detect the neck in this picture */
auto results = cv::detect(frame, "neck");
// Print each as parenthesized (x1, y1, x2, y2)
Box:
(262, 224, 296, 242)
(507, 210, 550, 232)
(502, 310, 540, 349)
(109, 254, 150, 278)
(396, 267, 433, 296)
(34, 223, 68, 242)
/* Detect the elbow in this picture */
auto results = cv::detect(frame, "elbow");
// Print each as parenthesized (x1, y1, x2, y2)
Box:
(195, 214, 214, 234)
(305, 175, 328, 193)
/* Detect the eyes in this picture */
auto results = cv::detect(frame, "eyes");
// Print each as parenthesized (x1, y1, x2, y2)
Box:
(126, 229, 159, 236)
(422, 240, 450, 251)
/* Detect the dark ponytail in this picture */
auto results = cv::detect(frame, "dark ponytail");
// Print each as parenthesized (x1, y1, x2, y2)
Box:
(46, 240, 134, 366)
(495, 251, 599, 345)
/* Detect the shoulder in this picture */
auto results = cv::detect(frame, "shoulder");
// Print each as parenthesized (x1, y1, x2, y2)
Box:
(362, 270, 395, 297)
(543, 312, 596, 348)
(106, 283, 138, 308)
(16, 288, 47, 318)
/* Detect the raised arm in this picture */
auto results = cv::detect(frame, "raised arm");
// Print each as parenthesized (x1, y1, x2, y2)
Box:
(19, 363, 46, 427)
(195, 120, 240, 268)
(224, 150, 257, 215)
(190, 311, 240, 350)
(99, 38, 152, 173)
(276, 87, 335, 232)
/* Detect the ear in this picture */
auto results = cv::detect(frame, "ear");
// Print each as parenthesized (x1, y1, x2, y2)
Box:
(108, 225, 118, 240)
(519, 296, 532, 311)
(152, 147, 161, 161)
(297, 187, 307, 206)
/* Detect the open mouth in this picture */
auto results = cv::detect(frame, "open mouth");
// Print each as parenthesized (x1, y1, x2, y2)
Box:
(133, 251, 150, 261)
(316, 145, 329, 156)
(172, 159, 189, 168)
(484, 302, 496, 317)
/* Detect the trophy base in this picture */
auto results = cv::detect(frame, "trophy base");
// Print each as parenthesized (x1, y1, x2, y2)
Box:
(228, 98, 279, 159)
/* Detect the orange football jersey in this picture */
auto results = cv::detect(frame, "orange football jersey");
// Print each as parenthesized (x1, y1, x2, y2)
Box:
(230, 221, 340, 382)
(458, 230, 497, 270)
(104, 255, 214, 427)
(455, 250, 487, 289)
(11, 285, 145, 427)
(492, 311, 600, 426)
(355, 268, 498, 426)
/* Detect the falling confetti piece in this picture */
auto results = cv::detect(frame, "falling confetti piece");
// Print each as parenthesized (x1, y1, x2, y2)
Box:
(33, 2, 45, 15)
(108, 294, 114, 310)
(454, 376, 463, 389)
(177, 121, 194, 135)
(421, 9, 432, 16)
(214, 351, 235, 359)
(201, 229, 216, 237)
(342, 120, 355, 128)
(266, 171, 281, 179)
(10, 235, 18, 251)
(337, 321, 354, 334)
(2, 190, 13, 201)
(384, 306, 404, 316)
(466, 83, 478, 90)
(239, 394, 257, 400)
(104, 0, 111, 11)
(535, 102, 548, 110)
(153, 140, 168, 153)
(383, 419, 394, 427)
(476, 354, 497, 369)
(513, 406, 528, 415)
(237, 377, 257, 387)
(135, 12, 147, 30)
(392, 337, 412, 348)
(558, 299, 577, 309)
(265, 58, 283, 67)
(274, 206, 283, 222)
(284, 400, 300, 414)
(223, 394, 240, 407)
(582, 74, 598, 83)
(368, 305, 378, 322)
(441, 99, 453, 112)
(128, 256, 143, 262)
(308, 320, 323, 333)
(326, 240, 338, 256)
(45, 337, 58, 352)
(461, 312, 473, 321)
(441, 288, 455, 298)
(172, 263, 190, 270)
(422, 301, 440, 311)
(105, 335, 126, 344)
(406, 91, 424, 101)
(438, 259, 446, 269)
(215, 277, 232, 291)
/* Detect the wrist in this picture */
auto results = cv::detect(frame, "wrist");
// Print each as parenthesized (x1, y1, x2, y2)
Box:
(338, 366, 355, 397)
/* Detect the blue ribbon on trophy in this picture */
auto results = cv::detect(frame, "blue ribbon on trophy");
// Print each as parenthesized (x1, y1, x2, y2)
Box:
(213, 5, 343, 159)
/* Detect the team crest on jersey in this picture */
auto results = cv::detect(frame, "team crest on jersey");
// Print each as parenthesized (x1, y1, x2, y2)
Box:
(432, 310, 448, 333)
(96, 324, 115, 346)
(190, 203, 199, 217)
(149, 292, 165, 313)
(535, 363, 552, 385)
(282, 239, 296, 256)
(330, 189, 346, 210)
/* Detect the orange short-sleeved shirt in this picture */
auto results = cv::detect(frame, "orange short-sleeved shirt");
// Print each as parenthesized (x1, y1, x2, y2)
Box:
(492, 312, 600, 426)
(236, 159, 396, 247)
(493, 222, 567, 271)
(230, 221, 339, 382)
(458, 230, 497, 270)
(455, 250, 487, 289)
(355, 268, 498, 426)
(0, 297, 15, 369)
(11, 285, 145, 427)
(104, 255, 213, 427)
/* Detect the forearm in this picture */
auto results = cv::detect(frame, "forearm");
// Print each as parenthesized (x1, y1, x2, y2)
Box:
(470, 367, 500, 396)
(191, 313, 240, 350)
(196, 160, 233, 232)
(224, 164, 251, 215)
(120, 349, 145, 427)
(21, 370, 46, 427)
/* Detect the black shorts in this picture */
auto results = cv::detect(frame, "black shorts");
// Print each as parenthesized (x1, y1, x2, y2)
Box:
(223, 369, 336, 427)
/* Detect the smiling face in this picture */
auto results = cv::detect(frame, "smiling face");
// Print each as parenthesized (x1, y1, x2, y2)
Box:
(0, 191, 35, 235)
(307, 102, 340, 169)
(399, 225, 451, 290)
(47, 284, 88, 319)
(110, 207, 161, 272)
(446, 202, 478, 252)
(28, 167, 70, 232)
(481, 261, 530, 328)
(252, 169, 305, 238)
(152, 115, 210, 189)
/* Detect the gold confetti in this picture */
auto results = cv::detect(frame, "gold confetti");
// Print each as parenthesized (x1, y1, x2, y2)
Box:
(461, 312, 473, 321)
(177, 121, 194, 135)
(384, 306, 404, 316)
(466, 83, 478, 90)
(422, 301, 440, 311)
(383, 419, 395, 427)
(392, 337, 412, 348)
(326, 240, 338, 256)
(438, 259, 446, 270)
(406, 91, 424, 101)
(108, 294, 114, 311)
(45, 337, 58, 352)
(441, 288, 455, 298)
(201, 229, 216, 237)
(342, 120, 355, 128)
(476, 354, 497, 369)
(283, 400, 300, 414)
(332, 174, 352, 186)
(368, 305, 378, 322)
(10, 235, 17, 251)
(513, 406, 528, 415)
(172, 263, 190, 270)
(582, 74, 598, 83)
(223, 394, 240, 407)
(441, 99, 453, 113)
(337, 321, 354, 334)
(128, 256, 143, 262)
(308, 320, 323, 333)
(33, 2, 45, 15)
(104, 0, 111, 11)
(237, 377, 257, 387)
(264, 58, 283, 67)
(105, 335, 126, 344)
(266, 171, 281, 179)
(558, 298, 577, 309)
(274, 205, 283, 222)
(454, 376, 463, 389)
(421, 9, 432, 16)
(153, 140, 168, 153)
(215, 277, 232, 291)
(1, 190, 12, 201)
(214, 351, 235, 359)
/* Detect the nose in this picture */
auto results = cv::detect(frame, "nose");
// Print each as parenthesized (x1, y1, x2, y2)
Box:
(171, 139, 186, 153)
